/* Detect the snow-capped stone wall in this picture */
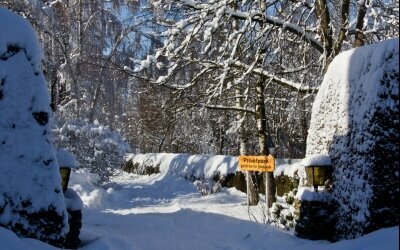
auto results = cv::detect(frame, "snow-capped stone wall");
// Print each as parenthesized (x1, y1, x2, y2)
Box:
(0, 8, 68, 245)
(307, 39, 399, 239)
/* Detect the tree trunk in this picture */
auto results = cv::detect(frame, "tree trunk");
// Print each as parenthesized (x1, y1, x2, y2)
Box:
(73, 0, 84, 118)
(354, 0, 368, 47)
(315, 0, 334, 70)
(49, 35, 58, 112)
(235, 88, 259, 205)
(218, 125, 224, 155)
(236, 89, 247, 156)
(255, 79, 275, 208)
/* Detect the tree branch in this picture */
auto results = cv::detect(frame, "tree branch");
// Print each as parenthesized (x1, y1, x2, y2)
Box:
(179, 0, 324, 53)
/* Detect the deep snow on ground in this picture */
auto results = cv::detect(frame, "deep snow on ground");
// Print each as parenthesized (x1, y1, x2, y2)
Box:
(2, 169, 398, 250)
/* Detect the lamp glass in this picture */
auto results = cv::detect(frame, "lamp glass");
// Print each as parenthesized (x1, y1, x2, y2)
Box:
(305, 165, 332, 190)
(59, 167, 71, 192)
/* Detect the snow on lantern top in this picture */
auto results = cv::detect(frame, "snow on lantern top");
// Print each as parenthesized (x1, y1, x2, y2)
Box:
(302, 154, 332, 166)
(57, 148, 79, 168)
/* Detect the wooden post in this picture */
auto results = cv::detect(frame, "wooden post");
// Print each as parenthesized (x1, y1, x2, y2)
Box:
(265, 172, 269, 222)
(246, 171, 250, 213)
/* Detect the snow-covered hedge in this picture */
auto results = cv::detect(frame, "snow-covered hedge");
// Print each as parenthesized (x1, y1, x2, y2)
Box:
(53, 120, 132, 182)
(307, 39, 399, 239)
(0, 8, 67, 246)
(124, 153, 237, 178)
(123, 153, 238, 194)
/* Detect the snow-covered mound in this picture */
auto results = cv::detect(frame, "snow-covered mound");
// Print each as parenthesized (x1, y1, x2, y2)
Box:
(124, 153, 238, 180)
(0, 8, 67, 245)
(307, 39, 399, 239)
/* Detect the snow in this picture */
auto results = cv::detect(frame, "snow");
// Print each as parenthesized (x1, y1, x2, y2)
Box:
(53, 120, 131, 173)
(302, 154, 331, 166)
(0, 227, 57, 250)
(1, 168, 399, 249)
(56, 148, 78, 168)
(64, 188, 83, 211)
(0, 7, 67, 243)
(306, 38, 399, 238)
(295, 187, 332, 202)
(0, 8, 43, 73)
(274, 162, 306, 179)
(274, 155, 330, 180)
(125, 153, 238, 180)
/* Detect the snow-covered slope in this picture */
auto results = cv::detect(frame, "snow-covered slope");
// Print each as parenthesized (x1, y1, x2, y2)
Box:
(0, 7, 67, 245)
(306, 39, 399, 239)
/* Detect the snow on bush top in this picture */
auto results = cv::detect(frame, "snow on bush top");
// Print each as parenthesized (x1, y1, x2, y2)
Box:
(273, 162, 306, 181)
(0, 8, 67, 244)
(0, 8, 42, 72)
(306, 39, 399, 156)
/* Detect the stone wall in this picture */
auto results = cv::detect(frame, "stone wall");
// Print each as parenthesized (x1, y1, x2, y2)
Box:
(294, 191, 337, 241)
(272, 162, 337, 241)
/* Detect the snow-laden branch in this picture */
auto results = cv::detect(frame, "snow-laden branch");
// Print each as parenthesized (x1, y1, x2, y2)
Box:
(155, 57, 317, 94)
(179, 0, 324, 53)
(198, 104, 256, 114)
(231, 61, 317, 93)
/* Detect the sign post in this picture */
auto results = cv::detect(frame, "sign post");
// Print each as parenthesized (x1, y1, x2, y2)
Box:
(239, 155, 275, 221)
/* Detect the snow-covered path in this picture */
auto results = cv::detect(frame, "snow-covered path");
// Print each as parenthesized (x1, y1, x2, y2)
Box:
(68, 170, 398, 250)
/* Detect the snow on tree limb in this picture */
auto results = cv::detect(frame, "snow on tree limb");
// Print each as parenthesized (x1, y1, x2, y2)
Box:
(155, 57, 317, 93)
(178, 0, 324, 53)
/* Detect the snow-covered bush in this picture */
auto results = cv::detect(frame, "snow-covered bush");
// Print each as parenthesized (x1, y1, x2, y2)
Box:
(193, 179, 222, 196)
(307, 39, 399, 239)
(271, 159, 308, 231)
(0, 8, 68, 246)
(124, 153, 238, 180)
(53, 120, 132, 182)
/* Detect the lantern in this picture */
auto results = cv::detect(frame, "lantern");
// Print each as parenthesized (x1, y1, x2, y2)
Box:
(305, 165, 332, 192)
(59, 167, 71, 192)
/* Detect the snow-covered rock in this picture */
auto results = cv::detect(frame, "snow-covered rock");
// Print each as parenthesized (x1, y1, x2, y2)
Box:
(307, 39, 399, 239)
(0, 8, 68, 246)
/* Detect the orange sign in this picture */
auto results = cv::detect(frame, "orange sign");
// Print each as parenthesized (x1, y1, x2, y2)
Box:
(239, 155, 275, 172)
